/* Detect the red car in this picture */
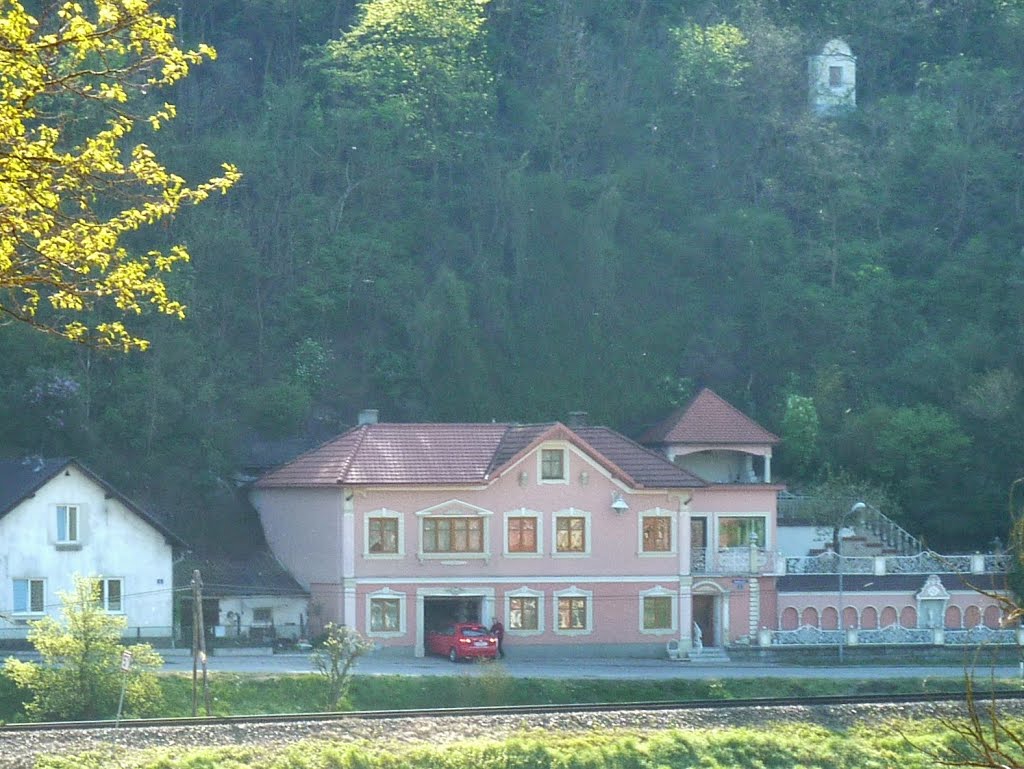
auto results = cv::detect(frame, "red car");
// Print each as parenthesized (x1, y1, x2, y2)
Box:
(426, 623, 499, 662)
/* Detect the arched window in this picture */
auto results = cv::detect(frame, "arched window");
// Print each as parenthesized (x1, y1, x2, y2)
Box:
(880, 606, 898, 626)
(821, 607, 838, 630)
(899, 606, 916, 628)
(781, 607, 799, 630)
(983, 605, 1003, 629)
(965, 605, 982, 627)
(861, 606, 878, 629)
(945, 605, 962, 629)
(801, 607, 819, 627)
(842, 606, 858, 630)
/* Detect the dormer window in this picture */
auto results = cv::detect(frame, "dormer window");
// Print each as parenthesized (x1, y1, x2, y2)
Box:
(540, 448, 566, 482)
(829, 65, 843, 87)
(56, 504, 80, 544)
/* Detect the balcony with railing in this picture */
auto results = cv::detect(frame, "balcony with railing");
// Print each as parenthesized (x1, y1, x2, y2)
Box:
(691, 546, 783, 575)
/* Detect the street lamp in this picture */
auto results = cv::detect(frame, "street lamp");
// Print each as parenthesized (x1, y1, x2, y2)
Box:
(837, 501, 867, 664)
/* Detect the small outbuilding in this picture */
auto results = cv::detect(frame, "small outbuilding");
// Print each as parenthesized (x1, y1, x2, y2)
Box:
(809, 38, 856, 115)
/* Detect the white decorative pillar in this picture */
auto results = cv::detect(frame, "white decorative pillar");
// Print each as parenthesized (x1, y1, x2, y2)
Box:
(341, 490, 357, 627)
(763, 453, 771, 483)
(749, 577, 761, 638)
(415, 592, 426, 657)
(678, 578, 693, 651)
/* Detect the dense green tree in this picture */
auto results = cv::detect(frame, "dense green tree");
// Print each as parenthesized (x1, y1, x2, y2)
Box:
(2, 0, 1023, 549)
(3, 577, 163, 720)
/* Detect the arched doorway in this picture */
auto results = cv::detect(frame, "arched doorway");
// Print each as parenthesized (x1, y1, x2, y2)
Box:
(691, 583, 727, 647)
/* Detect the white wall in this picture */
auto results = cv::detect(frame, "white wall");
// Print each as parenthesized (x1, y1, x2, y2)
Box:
(0, 465, 174, 634)
(673, 451, 746, 483)
(776, 525, 831, 557)
(215, 595, 309, 640)
(809, 39, 856, 115)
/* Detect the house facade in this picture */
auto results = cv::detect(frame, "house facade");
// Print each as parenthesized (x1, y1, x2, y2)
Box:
(174, 551, 310, 646)
(0, 458, 181, 642)
(252, 391, 783, 657)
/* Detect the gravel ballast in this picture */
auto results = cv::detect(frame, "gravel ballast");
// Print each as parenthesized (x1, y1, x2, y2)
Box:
(2, 699, 1022, 768)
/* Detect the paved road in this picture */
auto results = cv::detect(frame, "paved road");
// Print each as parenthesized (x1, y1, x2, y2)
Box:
(154, 651, 1024, 680)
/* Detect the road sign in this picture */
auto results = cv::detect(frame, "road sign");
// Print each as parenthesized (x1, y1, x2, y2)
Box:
(120, 650, 133, 672)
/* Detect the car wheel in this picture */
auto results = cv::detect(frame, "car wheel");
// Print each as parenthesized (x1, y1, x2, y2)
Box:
(448, 647, 458, 663)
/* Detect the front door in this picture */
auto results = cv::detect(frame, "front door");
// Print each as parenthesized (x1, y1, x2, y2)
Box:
(692, 594, 715, 647)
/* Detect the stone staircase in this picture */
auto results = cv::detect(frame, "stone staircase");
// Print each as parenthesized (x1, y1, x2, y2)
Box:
(810, 533, 896, 557)
(780, 496, 922, 558)
(686, 647, 731, 664)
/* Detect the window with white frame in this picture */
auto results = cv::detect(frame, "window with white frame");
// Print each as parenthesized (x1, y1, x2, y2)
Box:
(718, 516, 766, 548)
(365, 510, 404, 556)
(553, 509, 590, 555)
(367, 591, 404, 635)
(504, 509, 541, 555)
(13, 578, 44, 614)
(640, 587, 677, 633)
(640, 511, 674, 554)
(505, 588, 544, 634)
(540, 448, 567, 482)
(56, 504, 80, 543)
(554, 587, 593, 634)
(100, 578, 123, 612)
(422, 516, 484, 553)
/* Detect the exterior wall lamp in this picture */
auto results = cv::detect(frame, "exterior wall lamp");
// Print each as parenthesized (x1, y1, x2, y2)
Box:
(611, 493, 629, 514)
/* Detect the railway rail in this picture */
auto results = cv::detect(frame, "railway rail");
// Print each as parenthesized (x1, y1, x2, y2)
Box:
(4, 690, 1023, 732)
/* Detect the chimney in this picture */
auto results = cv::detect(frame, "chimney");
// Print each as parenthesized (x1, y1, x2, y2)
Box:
(567, 411, 588, 428)
(358, 409, 379, 426)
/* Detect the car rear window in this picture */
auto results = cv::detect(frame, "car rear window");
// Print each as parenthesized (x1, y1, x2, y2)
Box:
(461, 627, 488, 637)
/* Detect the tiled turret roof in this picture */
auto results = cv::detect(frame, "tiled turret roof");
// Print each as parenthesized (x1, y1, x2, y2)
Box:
(639, 388, 780, 446)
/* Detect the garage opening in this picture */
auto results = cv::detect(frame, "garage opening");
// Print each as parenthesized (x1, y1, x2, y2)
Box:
(423, 596, 483, 633)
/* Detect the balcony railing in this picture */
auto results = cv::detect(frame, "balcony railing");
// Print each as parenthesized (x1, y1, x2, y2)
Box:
(766, 623, 1022, 647)
(784, 550, 1008, 577)
(691, 547, 782, 575)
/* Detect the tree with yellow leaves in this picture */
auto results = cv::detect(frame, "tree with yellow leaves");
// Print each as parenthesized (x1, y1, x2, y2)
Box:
(0, 0, 240, 351)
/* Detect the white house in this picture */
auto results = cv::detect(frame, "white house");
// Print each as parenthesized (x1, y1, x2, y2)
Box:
(0, 458, 182, 643)
(809, 38, 856, 115)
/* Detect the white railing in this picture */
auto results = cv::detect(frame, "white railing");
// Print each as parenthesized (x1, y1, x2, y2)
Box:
(770, 625, 843, 646)
(692, 547, 783, 575)
(785, 550, 1006, 576)
(785, 552, 874, 575)
(945, 626, 1019, 645)
(767, 623, 1021, 647)
(857, 625, 933, 645)
(885, 552, 971, 574)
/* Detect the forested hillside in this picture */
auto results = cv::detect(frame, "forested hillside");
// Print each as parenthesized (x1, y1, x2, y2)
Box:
(3, 0, 1023, 550)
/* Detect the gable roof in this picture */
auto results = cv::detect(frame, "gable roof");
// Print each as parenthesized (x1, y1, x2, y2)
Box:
(0, 457, 185, 546)
(639, 388, 780, 446)
(256, 421, 703, 490)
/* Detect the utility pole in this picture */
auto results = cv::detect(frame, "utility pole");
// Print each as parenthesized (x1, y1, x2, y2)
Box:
(190, 569, 212, 716)
(191, 569, 201, 716)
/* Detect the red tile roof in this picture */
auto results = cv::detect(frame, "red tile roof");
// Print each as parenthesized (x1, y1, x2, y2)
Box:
(256, 422, 703, 489)
(639, 388, 780, 446)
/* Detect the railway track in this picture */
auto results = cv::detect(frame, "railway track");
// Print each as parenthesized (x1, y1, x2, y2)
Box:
(4, 690, 1023, 732)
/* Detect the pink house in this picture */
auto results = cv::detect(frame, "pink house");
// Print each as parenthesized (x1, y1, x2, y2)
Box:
(251, 390, 783, 657)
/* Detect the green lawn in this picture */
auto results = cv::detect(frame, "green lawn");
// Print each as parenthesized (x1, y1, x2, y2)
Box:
(35, 717, 1022, 769)
(155, 669, 973, 717)
(1, 667, 1004, 722)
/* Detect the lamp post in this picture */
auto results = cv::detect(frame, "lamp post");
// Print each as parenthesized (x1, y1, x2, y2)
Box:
(837, 501, 867, 664)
